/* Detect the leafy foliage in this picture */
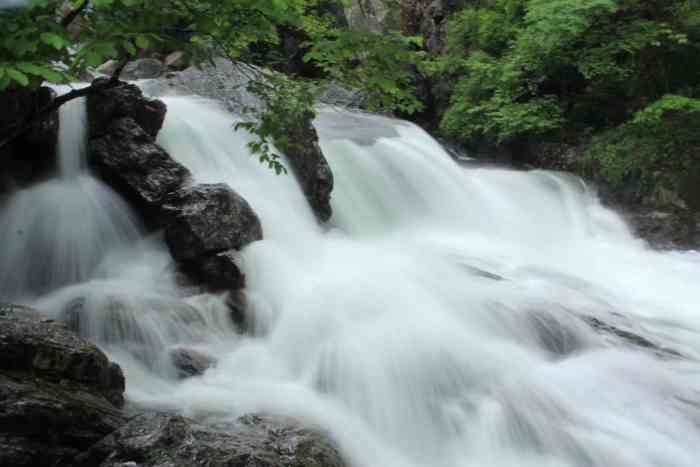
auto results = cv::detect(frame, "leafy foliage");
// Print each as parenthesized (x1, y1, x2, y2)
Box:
(582, 95, 700, 192)
(433, 0, 700, 147)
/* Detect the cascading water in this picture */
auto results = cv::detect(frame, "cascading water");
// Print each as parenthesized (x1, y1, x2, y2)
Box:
(5, 91, 700, 467)
(0, 94, 143, 299)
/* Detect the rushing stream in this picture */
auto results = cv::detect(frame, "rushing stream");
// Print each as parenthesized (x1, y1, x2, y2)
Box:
(2, 91, 700, 466)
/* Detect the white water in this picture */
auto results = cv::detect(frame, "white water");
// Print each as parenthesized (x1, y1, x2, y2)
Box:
(3, 95, 700, 466)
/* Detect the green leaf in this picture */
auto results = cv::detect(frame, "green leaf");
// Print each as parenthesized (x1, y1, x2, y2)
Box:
(7, 68, 29, 86)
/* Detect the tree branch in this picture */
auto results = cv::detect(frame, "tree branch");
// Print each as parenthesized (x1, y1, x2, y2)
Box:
(0, 56, 129, 151)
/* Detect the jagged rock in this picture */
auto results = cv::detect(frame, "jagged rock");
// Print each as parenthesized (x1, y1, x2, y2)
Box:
(121, 59, 165, 80)
(89, 117, 190, 217)
(0, 86, 59, 192)
(169, 347, 216, 378)
(164, 183, 263, 261)
(76, 412, 347, 467)
(0, 304, 126, 467)
(87, 78, 167, 139)
(286, 111, 334, 222)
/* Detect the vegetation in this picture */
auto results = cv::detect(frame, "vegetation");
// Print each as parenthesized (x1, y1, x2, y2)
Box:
(0, 0, 422, 171)
(427, 0, 700, 195)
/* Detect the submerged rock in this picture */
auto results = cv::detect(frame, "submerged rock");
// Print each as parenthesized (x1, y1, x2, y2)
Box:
(87, 78, 167, 139)
(89, 117, 191, 218)
(169, 347, 216, 378)
(0, 304, 126, 467)
(76, 412, 347, 467)
(285, 111, 334, 222)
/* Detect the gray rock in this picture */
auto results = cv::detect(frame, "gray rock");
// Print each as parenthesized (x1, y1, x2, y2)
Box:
(76, 412, 347, 467)
(88, 78, 167, 139)
(121, 59, 165, 80)
(0, 305, 126, 467)
(163, 183, 263, 262)
(89, 117, 191, 218)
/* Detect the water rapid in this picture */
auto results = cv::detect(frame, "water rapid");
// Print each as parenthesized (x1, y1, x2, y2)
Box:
(4, 94, 700, 467)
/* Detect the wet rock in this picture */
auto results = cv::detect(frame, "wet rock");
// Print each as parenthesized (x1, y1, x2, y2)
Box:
(87, 78, 167, 139)
(582, 316, 683, 359)
(622, 208, 700, 251)
(285, 111, 334, 222)
(0, 86, 59, 192)
(195, 249, 246, 290)
(76, 412, 347, 467)
(163, 183, 263, 262)
(121, 58, 164, 80)
(89, 117, 191, 218)
(0, 304, 125, 405)
(0, 305, 126, 467)
(169, 347, 216, 378)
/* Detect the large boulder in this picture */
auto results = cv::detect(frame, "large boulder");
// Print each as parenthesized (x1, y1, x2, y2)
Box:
(163, 184, 263, 290)
(87, 78, 167, 139)
(89, 117, 191, 217)
(0, 86, 59, 192)
(164, 183, 263, 260)
(0, 304, 126, 467)
(286, 111, 334, 222)
(76, 412, 347, 467)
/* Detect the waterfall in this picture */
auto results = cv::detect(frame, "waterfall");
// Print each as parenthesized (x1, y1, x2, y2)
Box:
(5, 93, 700, 467)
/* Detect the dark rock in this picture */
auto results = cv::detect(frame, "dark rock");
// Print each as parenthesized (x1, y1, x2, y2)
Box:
(0, 86, 59, 192)
(622, 209, 700, 250)
(121, 58, 165, 80)
(286, 111, 334, 222)
(169, 347, 216, 378)
(195, 249, 246, 290)
(88, 78, 167, 139)
(582, 316, 683, 359)
(226, 290, 249, 331)
(163, 183, 263, 262)
(89, 117, 190, 217)
(76, 412, 347, 467)
(0, 305, 126, 467)
(402, 0, 452, 54)
(0, 304, 126, 406)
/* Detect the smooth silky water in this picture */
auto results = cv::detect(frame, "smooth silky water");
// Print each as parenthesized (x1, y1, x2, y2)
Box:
(2, 91, 700, 467)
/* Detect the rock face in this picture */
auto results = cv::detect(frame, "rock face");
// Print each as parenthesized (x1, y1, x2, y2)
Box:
(0, 87, 59, 192)
(89, 117, 191, 217)
(285, 111, 334, 222)
(402, 0, 450, 54)
(87, 78, 167, 139)
(163, 184, 263, 289)
(0, 304, 126, 467)
(76, 412, 347, 467)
